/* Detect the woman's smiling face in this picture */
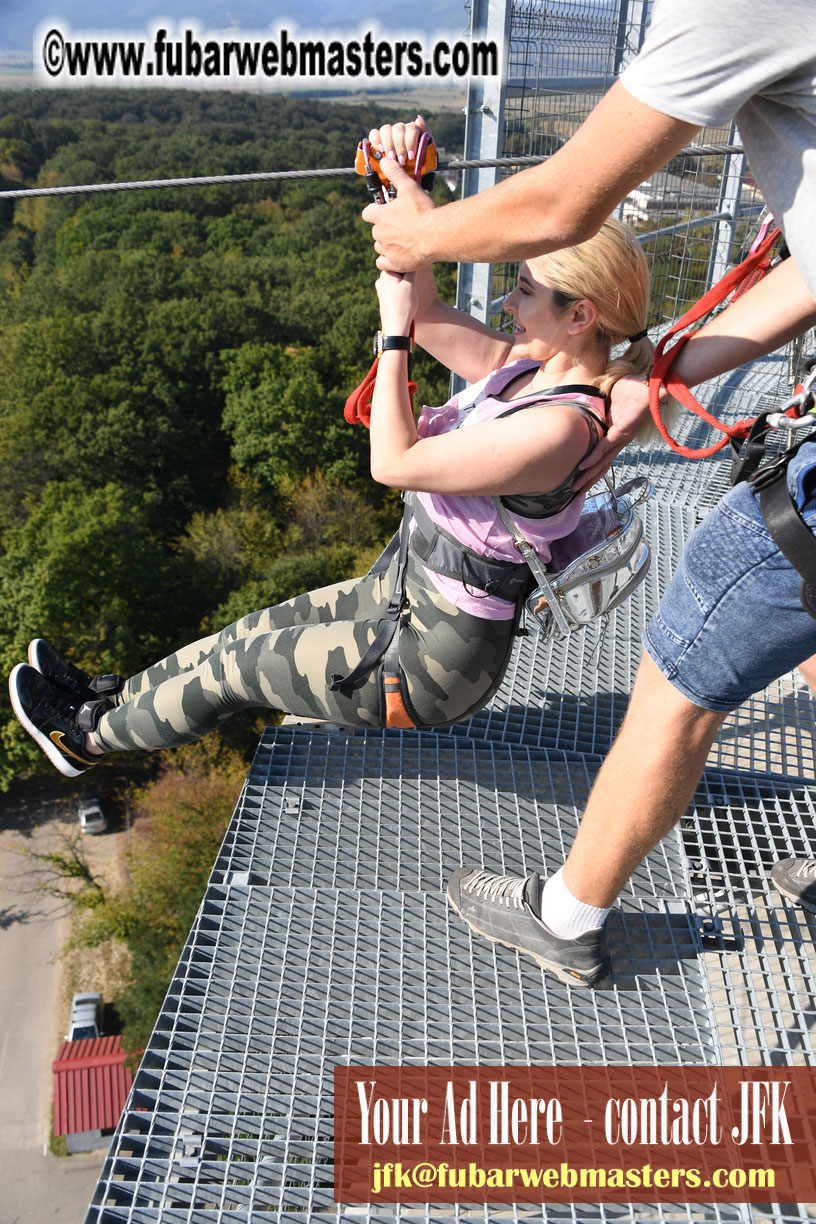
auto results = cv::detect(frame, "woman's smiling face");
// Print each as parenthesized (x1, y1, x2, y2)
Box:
(502, 262, 577, 358)
(502, 261, 605, 368)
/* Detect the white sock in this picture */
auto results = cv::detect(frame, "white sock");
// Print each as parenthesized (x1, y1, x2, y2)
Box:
(538, 868, 610, 940)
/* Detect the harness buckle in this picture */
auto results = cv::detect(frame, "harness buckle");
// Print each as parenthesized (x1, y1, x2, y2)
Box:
(749, 451, 797, 492)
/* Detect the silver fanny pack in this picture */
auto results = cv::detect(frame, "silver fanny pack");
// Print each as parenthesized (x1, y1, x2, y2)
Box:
(494, 476, 652, 641)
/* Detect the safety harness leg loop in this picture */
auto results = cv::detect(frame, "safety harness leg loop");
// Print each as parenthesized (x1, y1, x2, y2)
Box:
(328, 496, 417, 727)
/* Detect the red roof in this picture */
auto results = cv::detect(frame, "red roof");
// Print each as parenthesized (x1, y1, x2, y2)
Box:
(52, 1035, 133, 1135)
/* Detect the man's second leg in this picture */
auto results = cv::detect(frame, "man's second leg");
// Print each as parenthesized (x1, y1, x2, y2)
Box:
(447, 652, 724, 985)
(771, 650, 816, 907)
(449, 466, 816, 984)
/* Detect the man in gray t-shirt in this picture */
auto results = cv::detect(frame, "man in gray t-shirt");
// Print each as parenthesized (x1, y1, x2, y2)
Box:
(621, 0, 816, 297)
(365, 0, 816, 981)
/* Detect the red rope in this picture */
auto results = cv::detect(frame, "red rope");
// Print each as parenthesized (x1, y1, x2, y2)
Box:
(648, 227, 782, 457)
(343, 355, 418, 428)
(344, 326, 417, 428)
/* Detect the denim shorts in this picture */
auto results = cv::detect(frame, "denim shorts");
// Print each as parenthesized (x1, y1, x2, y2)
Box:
(644, 441, 816, 712)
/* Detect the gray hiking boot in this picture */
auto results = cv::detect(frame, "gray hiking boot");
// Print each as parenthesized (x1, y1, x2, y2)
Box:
(771, 858, 816, 911)
(446, 866, 611, 987)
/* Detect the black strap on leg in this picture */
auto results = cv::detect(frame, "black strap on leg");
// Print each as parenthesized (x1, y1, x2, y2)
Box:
(75, 697, 114, 732)
(758, 469, 816, 619)
(377, 617, 420, 728)
(329, 498, 413, 692)
(89, 673, 124, 697)
(731, 417, 816, 619)
(731, 413, 773, 486)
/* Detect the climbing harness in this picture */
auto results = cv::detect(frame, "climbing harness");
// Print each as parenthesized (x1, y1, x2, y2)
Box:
(328, 474, 653, 728)
(334, 384, 652, 726)
(731, 358, 816, 617)
(496, 477, 652, 640)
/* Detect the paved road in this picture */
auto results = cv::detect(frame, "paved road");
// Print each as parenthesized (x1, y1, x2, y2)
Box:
(0, 779, 105, 1223)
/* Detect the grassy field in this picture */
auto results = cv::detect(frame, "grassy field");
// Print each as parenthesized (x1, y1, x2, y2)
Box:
(0, 68, 467, 112)
(0, 67, 36, 88)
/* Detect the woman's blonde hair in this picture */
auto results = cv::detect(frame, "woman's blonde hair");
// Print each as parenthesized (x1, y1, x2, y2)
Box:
(529, 217, 652, 398)
(529, 217, 682, 444)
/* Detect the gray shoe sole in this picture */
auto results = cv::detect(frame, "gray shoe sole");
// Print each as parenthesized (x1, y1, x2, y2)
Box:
(446, 876, 610, 988)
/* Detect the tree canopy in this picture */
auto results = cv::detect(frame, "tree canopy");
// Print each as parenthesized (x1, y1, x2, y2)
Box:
(0, 89, 461, 786)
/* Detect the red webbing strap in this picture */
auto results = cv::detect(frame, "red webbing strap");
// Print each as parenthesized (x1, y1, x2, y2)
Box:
(648, 226, 782, 457)
(344, 358, 380, 426)
(344, 328, 417, 428)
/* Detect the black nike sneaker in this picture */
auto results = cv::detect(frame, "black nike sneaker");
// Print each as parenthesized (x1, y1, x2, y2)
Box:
(28, 638, 123, 704)
(9, 663, 100, 777)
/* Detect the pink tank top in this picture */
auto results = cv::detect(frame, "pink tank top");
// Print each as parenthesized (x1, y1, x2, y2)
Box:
(413, 359, 608, 619)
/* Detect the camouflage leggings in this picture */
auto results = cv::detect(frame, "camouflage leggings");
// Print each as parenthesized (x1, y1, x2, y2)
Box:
(92, 548, 518, 753)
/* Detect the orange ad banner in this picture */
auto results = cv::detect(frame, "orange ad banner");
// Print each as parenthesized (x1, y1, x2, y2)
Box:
(334, 1066, 816, 1204)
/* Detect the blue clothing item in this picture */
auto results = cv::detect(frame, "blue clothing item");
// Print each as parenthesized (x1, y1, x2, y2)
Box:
(644, 441, 816, 712)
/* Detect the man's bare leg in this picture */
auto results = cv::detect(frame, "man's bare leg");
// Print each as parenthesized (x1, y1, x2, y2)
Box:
(446, 651, 728, 985)
(769, 653, 816, 908)
(561, 651, 727, 909)
(797, 653, 816, 697)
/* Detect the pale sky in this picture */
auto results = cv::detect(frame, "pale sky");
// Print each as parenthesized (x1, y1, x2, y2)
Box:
(2, 0, 470, 58)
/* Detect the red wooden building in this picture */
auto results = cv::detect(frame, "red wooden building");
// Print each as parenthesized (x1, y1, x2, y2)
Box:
(53, 1036, 133, 1151)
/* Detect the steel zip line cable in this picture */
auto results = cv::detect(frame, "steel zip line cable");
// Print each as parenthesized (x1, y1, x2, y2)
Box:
(0, 144, 743, 200)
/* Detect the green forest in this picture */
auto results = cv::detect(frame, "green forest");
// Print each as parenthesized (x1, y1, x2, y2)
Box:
(0, 89, 465, 1048)
(0, 89, 464, 789)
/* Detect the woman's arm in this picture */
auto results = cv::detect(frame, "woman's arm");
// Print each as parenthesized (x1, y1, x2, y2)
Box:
(574, 256, 816, 491)
(412, 265, 515, 382)
(367, 118, 515, 382)
(370, 271, 591, 494)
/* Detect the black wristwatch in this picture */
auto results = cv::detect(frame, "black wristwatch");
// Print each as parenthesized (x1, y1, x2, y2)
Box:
(373, 332, 412, 358)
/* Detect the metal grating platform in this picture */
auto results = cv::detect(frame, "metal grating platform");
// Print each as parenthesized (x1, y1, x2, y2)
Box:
(86, 720, 816, 1224)
(209, 733, 685, 903)
(85, 859, 719, 1221)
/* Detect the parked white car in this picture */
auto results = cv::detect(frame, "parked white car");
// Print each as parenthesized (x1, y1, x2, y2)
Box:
(75, 794, 108, 834)
(65, 992, 103, 1041)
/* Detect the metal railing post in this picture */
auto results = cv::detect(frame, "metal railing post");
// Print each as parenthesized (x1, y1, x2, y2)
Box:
(455, 0, 513, 326)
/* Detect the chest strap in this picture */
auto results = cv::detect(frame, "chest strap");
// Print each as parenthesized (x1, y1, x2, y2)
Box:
(495, 398, 604, 518)
(407, 494, 533, 601)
